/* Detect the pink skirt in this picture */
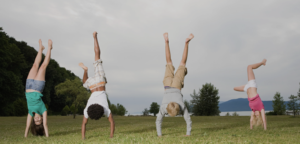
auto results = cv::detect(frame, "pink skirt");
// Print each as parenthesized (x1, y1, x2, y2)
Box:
(248, 94, 264, 112)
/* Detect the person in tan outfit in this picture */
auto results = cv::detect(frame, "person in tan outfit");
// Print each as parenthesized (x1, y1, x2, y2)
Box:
(156, 32, 194, 137)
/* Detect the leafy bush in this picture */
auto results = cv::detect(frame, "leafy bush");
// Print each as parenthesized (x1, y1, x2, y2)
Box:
(232, 112, 239, 116)
(265, 111, 276, 115)
(61, 105, 70, 116)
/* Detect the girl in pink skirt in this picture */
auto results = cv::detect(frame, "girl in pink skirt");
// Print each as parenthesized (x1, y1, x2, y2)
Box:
(234, 59, 267, 130)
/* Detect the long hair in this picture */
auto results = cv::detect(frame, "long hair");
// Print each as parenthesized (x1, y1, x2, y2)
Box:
(30, 112, 45, 136)
(251, 112, 263, 127)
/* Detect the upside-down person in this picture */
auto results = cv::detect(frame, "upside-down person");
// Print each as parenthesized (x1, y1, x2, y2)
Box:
(234, 59, 267, 130)
(80, 32, 115, 139)
(24, 39, 52, 137)
(155, 32, 194, 137)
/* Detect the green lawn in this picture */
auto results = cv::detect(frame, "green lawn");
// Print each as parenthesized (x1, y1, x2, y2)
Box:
(0, 115, 299, 143)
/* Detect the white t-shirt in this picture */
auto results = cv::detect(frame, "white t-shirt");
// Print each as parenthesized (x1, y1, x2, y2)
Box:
(84, 91, 111, 118)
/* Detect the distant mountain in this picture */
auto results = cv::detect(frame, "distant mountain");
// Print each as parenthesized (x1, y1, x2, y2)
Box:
(219, 98, 288, 112)
(219, 101, 225, 104)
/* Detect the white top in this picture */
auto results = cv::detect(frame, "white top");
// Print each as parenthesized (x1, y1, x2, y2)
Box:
(244, 79, 257, 92)
(84, 91, 111, 118)
(155, 88, 192, 136)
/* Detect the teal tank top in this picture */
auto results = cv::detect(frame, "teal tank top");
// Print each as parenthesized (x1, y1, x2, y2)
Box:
(25, 92, 47, 117)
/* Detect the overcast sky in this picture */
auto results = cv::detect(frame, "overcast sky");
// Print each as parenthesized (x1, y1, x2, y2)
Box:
(1, 0, 299, 114)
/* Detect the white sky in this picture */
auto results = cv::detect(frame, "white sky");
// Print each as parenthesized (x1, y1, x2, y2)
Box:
(1, 0, 299, 114)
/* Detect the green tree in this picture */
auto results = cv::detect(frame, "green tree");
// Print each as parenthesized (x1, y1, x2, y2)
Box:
(116, 103, 127, 116)
(298, 83, 300, 105)
(0, 27, 26, 116)
(142, 108, 149, 116)
(12, 98, 28, 116)
(149, 102, 160, 116)
(225, 112, 230, 116)
(272, 92, 286, 115)
(55, 77, 89, 118)
(70, 104, 78, 118)
(110, 104, 118, 115)
(61, 105, 70, 116)
(287, 95, 300, 117)
(190, 83, 220, 116)
(232, 112, 239, 116)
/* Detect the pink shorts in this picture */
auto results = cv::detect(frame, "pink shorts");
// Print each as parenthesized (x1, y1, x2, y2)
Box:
(248, 94, 264, 112)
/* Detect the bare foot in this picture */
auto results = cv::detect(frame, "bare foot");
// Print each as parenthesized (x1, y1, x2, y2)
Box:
(79, 63, 88, 71)
(48, 39, 53, 50)
(39, 39, 45, 51)
(185, 33, 194, 43)
(262, 59, 267, 66)
(93, 31, 97, 38)
(163, 32, 169, 42)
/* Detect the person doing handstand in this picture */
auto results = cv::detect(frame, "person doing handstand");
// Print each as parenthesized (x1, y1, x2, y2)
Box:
(234, 59, 267, 130)
(24, 39, 52, 137)
(156, 32, 194, 137)
(80, 32, 115, 139)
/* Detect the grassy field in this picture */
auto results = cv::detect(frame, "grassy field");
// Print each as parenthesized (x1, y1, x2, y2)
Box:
(0, 115, 299, 144)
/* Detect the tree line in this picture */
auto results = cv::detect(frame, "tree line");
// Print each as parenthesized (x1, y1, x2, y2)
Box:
(0, 28, 127, 117)
(267, 84, 300, 117)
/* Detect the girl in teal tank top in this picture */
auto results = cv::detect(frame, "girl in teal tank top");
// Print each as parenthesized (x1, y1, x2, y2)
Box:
(24, 39, 53, 137)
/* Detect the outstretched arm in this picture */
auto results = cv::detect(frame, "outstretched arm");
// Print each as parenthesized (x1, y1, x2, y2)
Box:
(261, 109, 267, 130)
(43, 111, 49, 137)
(155, 110, 164, 137)
(250, 111, 254, 129)
(81, 116, 88, 139)
(108, 113, 115, 138)
(234, 85, 245, 92)
(183, 107, 192, 136)
(24, 114, 32, 138)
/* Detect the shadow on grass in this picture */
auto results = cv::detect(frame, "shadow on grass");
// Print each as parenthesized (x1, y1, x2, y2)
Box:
(277, 122, 300, 128)
(51, 127, 98, 136)
(120, 124, 174, 134)
(191, 122, 247, 135)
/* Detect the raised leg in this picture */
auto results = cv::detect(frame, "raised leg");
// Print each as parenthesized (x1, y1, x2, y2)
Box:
(79, 63, 88, 83)
(27, 39, 45, 79)
(247, 59, 267, 81)
(180, 33, 194, 66)
(234, 85, 245, 92)
(164, 33, 172, 65)
(93, 32, 100, 61)
(34, 40, 53, 81)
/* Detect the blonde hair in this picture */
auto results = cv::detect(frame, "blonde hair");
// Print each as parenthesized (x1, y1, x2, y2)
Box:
(166, 102, 180, 117)
(251, 112, 263, 127)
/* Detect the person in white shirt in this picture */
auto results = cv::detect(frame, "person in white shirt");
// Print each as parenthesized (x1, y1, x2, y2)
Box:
(79, 32, 115, 139)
